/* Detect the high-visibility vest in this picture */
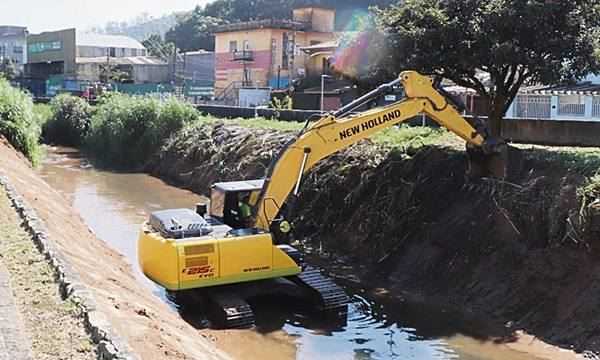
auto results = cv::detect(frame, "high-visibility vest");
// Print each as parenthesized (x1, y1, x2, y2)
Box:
(238, 201, 252, 218)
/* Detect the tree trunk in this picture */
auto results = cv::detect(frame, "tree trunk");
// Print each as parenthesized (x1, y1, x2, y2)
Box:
(487, 96, 506, 138)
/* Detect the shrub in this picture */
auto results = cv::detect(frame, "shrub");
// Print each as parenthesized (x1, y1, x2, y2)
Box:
(0, 78, 42, 164)
(86, 94, 200, 166)
(44, 94, 92, 146)
(33, 103, 53, 127)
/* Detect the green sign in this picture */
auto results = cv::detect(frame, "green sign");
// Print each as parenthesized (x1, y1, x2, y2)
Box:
(185, 86, 214, 97)
(46, 75, 64, 96)
(29, 41, 62, 54)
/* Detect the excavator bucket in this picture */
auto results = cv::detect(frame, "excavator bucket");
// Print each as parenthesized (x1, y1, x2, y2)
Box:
(466, 141, 521, 180)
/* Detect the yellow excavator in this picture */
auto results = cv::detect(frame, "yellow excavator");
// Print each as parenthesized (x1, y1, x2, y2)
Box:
(138, 71, 505, 328)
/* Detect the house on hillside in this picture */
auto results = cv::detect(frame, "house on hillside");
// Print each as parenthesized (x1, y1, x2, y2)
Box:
(25, 29, 168, 96)
(213, 5, 336, 105)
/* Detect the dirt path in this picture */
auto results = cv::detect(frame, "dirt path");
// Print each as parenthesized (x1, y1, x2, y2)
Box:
(0, 138, 230, 359)
(0, 188, 94, 359)
(0, 261, 32, 360)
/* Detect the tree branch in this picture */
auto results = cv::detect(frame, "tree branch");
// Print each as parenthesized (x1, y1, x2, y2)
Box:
(502, 67, 530, 115)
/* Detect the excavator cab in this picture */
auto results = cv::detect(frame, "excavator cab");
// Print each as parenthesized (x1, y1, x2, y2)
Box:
(209, 180, 264, 229)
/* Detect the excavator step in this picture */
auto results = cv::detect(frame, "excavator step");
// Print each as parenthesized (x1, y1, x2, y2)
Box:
(208, 291, 256, 329)
(288, 265, 349, 317)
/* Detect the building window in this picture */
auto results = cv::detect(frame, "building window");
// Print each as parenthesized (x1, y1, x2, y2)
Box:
(229, 41, 238, 53)
(282, 33, 289, 70)
(28, 41, 62, 54)
(13, 45, 23, 54)
(109, 47, 116, 57)
(243, 40, 250, 51)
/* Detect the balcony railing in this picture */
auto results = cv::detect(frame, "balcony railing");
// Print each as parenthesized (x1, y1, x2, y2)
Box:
(232, 50, 254, 61)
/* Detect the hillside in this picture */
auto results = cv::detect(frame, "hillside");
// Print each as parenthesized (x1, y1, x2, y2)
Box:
(90, 12, 179, 41)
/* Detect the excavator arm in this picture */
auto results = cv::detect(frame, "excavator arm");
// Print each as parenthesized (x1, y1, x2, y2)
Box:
(253, 71, 501, 231)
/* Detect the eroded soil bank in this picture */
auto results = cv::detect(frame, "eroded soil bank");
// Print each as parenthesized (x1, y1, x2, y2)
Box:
(147, 122, 600, 354)
(0, 137, 229, 360)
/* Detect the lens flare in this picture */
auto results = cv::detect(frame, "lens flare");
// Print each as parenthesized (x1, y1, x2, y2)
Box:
(331, 10, 376, 79)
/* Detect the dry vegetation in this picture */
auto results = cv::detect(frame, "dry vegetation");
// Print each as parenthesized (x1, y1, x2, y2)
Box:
(0, 189, 95, 359)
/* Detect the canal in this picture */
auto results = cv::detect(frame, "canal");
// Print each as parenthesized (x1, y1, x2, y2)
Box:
(39, 146, 573, 360)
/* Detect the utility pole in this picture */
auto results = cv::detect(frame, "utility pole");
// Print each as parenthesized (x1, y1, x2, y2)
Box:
(277, 65, 281, 89)
(321, 74, 331, 112)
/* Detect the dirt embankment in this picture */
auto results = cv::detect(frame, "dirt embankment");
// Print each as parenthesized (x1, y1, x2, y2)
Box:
(148, 122, 600, 353)
(0, 137, 230, 360)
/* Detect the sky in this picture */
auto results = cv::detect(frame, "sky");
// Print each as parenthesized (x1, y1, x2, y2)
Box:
(0, 0, 212, 33)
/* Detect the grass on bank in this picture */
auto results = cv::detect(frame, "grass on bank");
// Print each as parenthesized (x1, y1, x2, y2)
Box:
(34, 91, 600, 186)
(0, 189, 95, 358)
(225, 116, 454, 150)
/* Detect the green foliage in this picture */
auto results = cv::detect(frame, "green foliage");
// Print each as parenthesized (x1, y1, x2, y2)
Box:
(33, 104, 53, 127)
(372, 124, 452, 149)
(165, 0, 394, 52)
(375, 0, 600, 135)
(270, 95, 293, 110)
(229, 117, 304, 132)
(0, 79, 42, 164)
(99, 62, 131, 83)
(86, 94, 200, 166)
(142, 34, 175, 59)
(165, 7, 225, 51)
(0, 59, 17, 81)
(202, 0, 393, 24)
(43, 95, 92, 146)
(524, 146, 600, 177)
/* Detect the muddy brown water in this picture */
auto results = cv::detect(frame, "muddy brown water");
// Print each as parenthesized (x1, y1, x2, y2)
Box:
(39, 146, 578, 360)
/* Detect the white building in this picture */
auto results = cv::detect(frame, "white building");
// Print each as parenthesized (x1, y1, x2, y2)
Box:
(0, 26, 28, 74)
(507, 74, 600, 121)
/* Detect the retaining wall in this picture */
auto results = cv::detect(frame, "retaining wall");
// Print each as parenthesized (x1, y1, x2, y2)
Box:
(501, 118, 600, 147)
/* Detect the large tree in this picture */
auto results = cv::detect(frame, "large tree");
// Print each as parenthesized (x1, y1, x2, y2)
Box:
(375, 0, 600, 136)
(142, 34, 175, 59)
(165, 6, 224, 52)
(165, 0, 396, 52)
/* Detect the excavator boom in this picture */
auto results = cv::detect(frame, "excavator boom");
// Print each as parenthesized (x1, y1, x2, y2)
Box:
(253, 71, 501, 231)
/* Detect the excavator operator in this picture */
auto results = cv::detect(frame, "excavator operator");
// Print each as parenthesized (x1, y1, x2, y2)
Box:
(238, 192, 253, 228)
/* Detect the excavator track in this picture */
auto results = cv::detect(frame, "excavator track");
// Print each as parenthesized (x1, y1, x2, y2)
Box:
(168, 288, 255, 329)
(208, 291, 256, 329)
(288, 265, 349, 317)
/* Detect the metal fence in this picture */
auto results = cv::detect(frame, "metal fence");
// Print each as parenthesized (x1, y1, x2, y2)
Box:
(558, 96, 586, 117)
(592, 97, 600, 118)
(514, 95, 551, 119)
